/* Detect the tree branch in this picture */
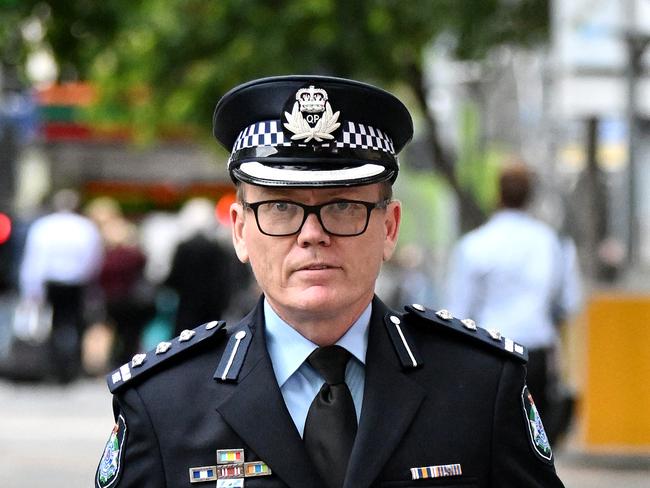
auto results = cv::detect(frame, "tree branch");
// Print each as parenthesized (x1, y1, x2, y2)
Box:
(406, 63, 486, 231)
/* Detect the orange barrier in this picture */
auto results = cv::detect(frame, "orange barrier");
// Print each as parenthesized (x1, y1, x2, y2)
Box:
(582, 293, 650, 452)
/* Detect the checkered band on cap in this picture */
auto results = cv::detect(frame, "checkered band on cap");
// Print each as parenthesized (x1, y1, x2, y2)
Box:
(229, 120, 395, 162)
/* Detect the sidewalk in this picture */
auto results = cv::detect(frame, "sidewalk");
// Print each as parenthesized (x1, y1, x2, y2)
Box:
(556, 451, 649, 488)
(552, 418, 650, 488)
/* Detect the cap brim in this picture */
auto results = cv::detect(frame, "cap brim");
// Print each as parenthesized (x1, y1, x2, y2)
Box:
(232, 161, 395, 187)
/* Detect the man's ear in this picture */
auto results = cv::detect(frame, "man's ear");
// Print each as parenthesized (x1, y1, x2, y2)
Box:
(382, 200, 401, 262)
(230, 202, 250, 263)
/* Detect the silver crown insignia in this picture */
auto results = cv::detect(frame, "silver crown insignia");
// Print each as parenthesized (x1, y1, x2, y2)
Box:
(296, 85, 327, 113)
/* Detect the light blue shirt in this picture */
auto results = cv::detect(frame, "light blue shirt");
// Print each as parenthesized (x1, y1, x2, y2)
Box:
(447, 209, 582, 348)
(264, 299, 369, 437)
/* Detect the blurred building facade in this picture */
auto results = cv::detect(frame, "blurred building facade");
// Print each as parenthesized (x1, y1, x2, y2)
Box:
(413, 0, 650, 288)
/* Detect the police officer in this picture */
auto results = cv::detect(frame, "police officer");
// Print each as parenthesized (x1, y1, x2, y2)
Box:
(96, 76, 565, 488)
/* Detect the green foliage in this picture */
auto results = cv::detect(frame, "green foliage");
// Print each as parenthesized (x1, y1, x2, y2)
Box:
(395, 168, 452, 247)
(1, 0, 549, 140)
(456, 101, 501, 213)
(78, 0, 448, 138)
(452, 0, 549, 60)
(1, 0, 550, 231)
(0, 2, 36, 86)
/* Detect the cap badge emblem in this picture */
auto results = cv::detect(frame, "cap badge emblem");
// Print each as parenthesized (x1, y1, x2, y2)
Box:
(283, 85, 340, 142)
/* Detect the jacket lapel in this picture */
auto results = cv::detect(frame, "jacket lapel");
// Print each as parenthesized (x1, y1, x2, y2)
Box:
(344, 298, 427, 488)
(213, 300, 324, 488)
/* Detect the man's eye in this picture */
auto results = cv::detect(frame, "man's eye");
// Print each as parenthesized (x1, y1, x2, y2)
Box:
(273, 202, 290, 211)
(334, 202, 351, 211)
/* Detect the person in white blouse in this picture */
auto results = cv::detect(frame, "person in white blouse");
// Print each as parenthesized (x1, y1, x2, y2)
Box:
(19, 188, 104, 382)
(447, 162, 582, 443)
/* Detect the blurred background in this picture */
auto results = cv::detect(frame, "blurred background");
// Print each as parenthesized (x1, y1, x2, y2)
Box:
(0, 0, 649, 486)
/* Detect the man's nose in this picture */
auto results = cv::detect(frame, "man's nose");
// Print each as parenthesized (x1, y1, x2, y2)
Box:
(297, 212, 330, 246)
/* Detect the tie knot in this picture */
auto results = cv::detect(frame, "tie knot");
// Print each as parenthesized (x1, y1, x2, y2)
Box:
(307, 345, 352, 385)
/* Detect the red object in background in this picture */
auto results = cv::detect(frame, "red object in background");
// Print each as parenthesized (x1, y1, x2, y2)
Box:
(83, 181, 234, 215)
(42, 122, 93, 141)
(0, 213, 11, 244)
(215, 192, 236, 227)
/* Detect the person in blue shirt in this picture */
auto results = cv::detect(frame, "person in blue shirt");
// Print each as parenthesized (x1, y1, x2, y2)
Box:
(447, 162, 582, 445)
(96, 76, 565, 488)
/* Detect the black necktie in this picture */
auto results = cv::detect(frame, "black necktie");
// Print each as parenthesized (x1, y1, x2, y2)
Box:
(303, 345, 357, 488)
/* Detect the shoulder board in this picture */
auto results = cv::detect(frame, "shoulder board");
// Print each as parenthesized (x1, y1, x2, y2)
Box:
(106, 320, 227, 393)
(403, 304, 528, 363)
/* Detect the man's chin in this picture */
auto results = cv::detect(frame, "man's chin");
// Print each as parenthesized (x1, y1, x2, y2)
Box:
(270, 286, 344, 318)
(292, 286, 337, 311)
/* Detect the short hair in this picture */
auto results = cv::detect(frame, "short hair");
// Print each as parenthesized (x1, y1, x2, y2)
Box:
(498, 162, 532, 209)
(52, 189, 80, 212)
(379, 181, 393, 201)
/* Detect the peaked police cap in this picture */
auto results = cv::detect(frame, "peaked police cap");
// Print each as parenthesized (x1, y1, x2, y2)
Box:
(213, 75, 413, 187)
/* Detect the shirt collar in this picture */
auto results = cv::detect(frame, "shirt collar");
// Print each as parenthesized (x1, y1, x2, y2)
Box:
(264, 298, 371, 388)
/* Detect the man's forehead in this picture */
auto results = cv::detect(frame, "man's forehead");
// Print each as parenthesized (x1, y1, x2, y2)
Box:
(243, 183, 382, 200)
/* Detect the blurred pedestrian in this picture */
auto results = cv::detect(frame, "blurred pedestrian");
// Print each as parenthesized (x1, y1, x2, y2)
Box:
(98, 210, 153, 368)
(19, 188, 104, 382)
(165, 198, 235, 335)
(447, 161, 582, 444)
(139, 211, 181, 285)
(392, 243, 439, 308)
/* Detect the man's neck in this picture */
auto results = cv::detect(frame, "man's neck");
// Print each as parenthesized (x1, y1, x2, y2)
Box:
(265, 297, 373, 346)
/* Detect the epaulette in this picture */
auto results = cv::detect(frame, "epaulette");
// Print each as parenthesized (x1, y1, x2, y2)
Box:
(403, 303, 528, 363)
(107, 320, 227, 393)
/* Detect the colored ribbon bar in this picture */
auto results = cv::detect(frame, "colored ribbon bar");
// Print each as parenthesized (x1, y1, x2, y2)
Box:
(189, 466, 217, 483)
(244, 461, 272, 477)
(217, 464, 244, 479)
(410, 463, 462, 480)
(217, 449, 244, 464)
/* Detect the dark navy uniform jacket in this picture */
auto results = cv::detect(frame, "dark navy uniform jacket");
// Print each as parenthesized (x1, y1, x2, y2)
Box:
(96, 296, 565, 488)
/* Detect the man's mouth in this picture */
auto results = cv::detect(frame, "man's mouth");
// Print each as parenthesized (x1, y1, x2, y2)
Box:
(297, 262, 339, 272)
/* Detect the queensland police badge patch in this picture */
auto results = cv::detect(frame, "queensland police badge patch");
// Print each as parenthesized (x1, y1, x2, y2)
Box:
(522, 385, 553, 464)
(96, 414, 127, 487)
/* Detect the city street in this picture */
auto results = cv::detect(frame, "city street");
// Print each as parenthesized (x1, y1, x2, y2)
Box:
(3, 2, 650, 487)
(0, 377, 648, 487)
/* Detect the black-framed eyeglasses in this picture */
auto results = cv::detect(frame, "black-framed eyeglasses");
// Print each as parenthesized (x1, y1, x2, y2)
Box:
(242, 199, 391, 237)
